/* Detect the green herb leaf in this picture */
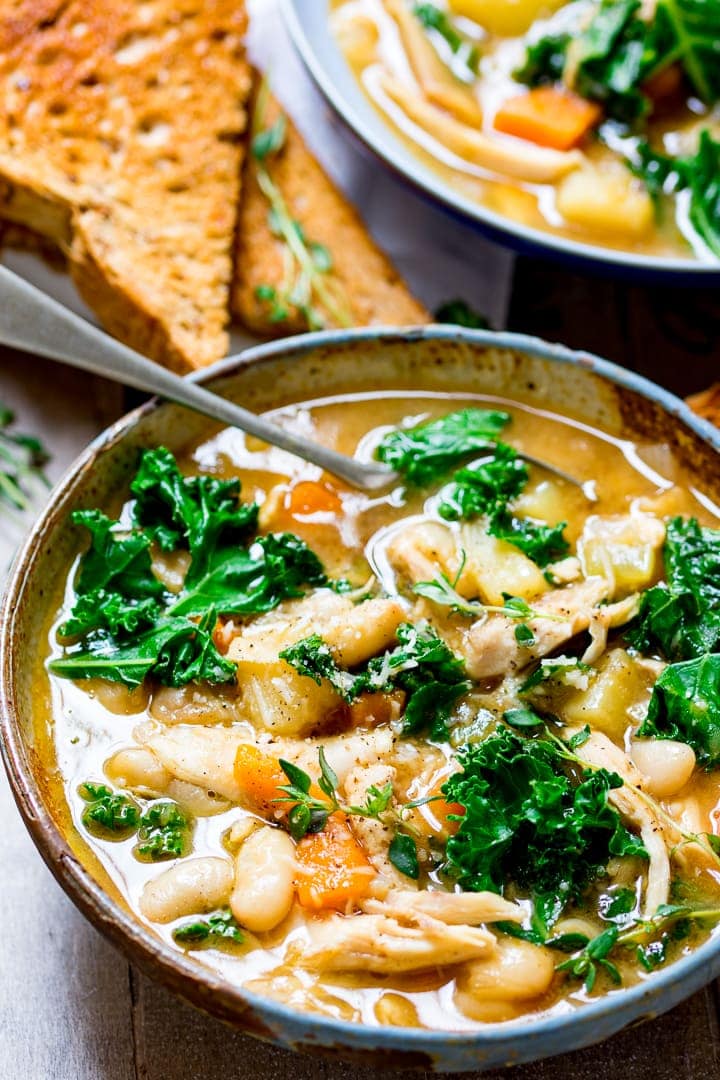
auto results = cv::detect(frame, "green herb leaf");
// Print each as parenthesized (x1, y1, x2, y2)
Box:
(251, 113, 287, 160)
(78, 781, 140, 838)
(173, 908, 244, 946)
(515, 623, 536, 646)
(389, 833, 420, 879)
(434, 299, 490, 329)
(438, 442, 528, 520)
(488, 508, 569, 568)
(281, 621, 469, 739)
(639, 652, 720, 767)
(442, 728, 646, 924)
(0, 402, 50, 512)
(375, 408, 511, 487)
(135, 800, 192, 860)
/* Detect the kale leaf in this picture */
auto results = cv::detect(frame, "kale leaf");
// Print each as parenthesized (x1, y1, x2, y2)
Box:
(632, 131, 720, 258)
(438, 442, 568, 566)
(281, 620, 470, 739)
(628, 516, 720, 661)
(173, 909, 244, 946)
(488, 508, 570, 567)
(136, 800, 193, 860)
(52, 449, 329, 689)
(130, 447, 258, 576)
(438, 443, 528, 521)
(639, 653, 720, 767)
(516, 0, 720, 127)
(375, 408, 511, 486)
(442, 727, 646, 930)
(60, 510, 166, 638)
(78, 781, 140, 838)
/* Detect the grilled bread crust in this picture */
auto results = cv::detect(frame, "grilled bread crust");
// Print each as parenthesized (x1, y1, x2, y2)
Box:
(232, 83, 429, 335)
(0, 0, 251, 371)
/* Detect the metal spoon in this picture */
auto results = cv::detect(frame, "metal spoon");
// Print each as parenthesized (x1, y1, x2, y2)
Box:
(0, 264, 588, 495)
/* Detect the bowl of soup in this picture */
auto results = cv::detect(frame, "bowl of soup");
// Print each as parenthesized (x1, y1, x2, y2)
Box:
(3, 327, 720, 1071)
(283, 0, 720, 276)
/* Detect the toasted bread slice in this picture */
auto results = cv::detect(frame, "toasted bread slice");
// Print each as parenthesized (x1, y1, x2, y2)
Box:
(0, 0, 251, 371)
(232, 80, 429, 335)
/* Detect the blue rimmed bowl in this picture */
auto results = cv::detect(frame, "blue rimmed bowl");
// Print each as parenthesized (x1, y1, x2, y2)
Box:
(2, 327, 720, 1072)
(282, 0, 720, 282)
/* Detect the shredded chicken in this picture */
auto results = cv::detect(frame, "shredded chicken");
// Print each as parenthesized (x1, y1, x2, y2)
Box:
(462, 577, 610, 679)
(578, 731, 670, 916)
(582, 593, 641, 665)
(139, 724, 394, 803)
(363, 889, 525, 925)
(297, 912, 496, 974)
(343, 762, 411, 889)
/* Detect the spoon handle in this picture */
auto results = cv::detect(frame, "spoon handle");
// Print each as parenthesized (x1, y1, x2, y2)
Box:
(0, 265, 395, 491)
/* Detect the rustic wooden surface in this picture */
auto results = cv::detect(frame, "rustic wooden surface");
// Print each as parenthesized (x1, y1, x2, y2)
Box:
(1, 261, 720, 1080)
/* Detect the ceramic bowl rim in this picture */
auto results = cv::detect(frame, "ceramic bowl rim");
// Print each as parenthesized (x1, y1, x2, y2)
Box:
(2, 325, 720, 1065)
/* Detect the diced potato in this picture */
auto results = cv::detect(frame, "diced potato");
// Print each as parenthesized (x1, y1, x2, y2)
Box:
(459, 524, 550, 604)
(578, 513, 665, 596)
(561, 648, 654, 743)
(232, 648, 341, 737)
(449, 0, 565, 36)
(556, 169, 654, 238)
(514, 479, 572, 527)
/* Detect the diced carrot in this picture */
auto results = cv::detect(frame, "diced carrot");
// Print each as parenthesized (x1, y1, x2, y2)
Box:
(295, 816, 376, 911)
(234, 744, 326, 822)
(347, 690, 405, 729)
(233, 744, 289, 819)
(494, 88, 601, 151)
(288, 480, 342, 517)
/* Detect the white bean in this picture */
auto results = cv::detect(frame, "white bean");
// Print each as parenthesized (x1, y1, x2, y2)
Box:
(230, 826, 296, 933)
(166, 779, 230, 817)
(631, 738, 696, 798)
(105, 747, 170, 795)
(140, 857, 233, 924)
(454, 939, 555, 1022)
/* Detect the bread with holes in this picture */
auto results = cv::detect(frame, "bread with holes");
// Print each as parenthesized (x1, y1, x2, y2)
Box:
(232, 81, 429, 335)
(0, 0, 251, 371)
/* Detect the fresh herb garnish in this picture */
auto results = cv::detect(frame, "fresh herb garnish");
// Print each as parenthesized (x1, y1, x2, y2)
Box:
(413, 3, 480, 82)
(275, 748, 422, 858)
(135, 800, 192, 860)
(442, 727, 646, 932)
(173, 908, 244, 946)
(281, 621, 469, 739)
(51, 449, 329, 688)
(389, 833, 420, 880)
(250, 80, 352, 330)
(375, 408, 511, 487)
(78, 781, 140, 838)
(0, 402, 50, 512)
(631, 131, 720, 258)
(434, 299, 490, 329)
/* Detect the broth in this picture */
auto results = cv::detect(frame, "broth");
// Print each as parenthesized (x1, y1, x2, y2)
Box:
(39, 389, 720, 1031)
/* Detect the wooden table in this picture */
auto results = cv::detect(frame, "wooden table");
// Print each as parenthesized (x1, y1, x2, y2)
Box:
(1, 261, 720, 1080)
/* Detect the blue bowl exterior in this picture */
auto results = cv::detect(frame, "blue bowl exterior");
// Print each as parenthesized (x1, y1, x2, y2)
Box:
(3, 326, 720, 1072)
(282, 0, 720, 283)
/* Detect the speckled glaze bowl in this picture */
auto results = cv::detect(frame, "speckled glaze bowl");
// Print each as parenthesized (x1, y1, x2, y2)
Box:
(2, 328, 720, 1072)
(282, 0, 720, 282)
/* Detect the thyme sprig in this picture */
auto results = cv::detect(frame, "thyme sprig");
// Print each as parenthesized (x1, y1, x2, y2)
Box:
(251, 79, 353, 330)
